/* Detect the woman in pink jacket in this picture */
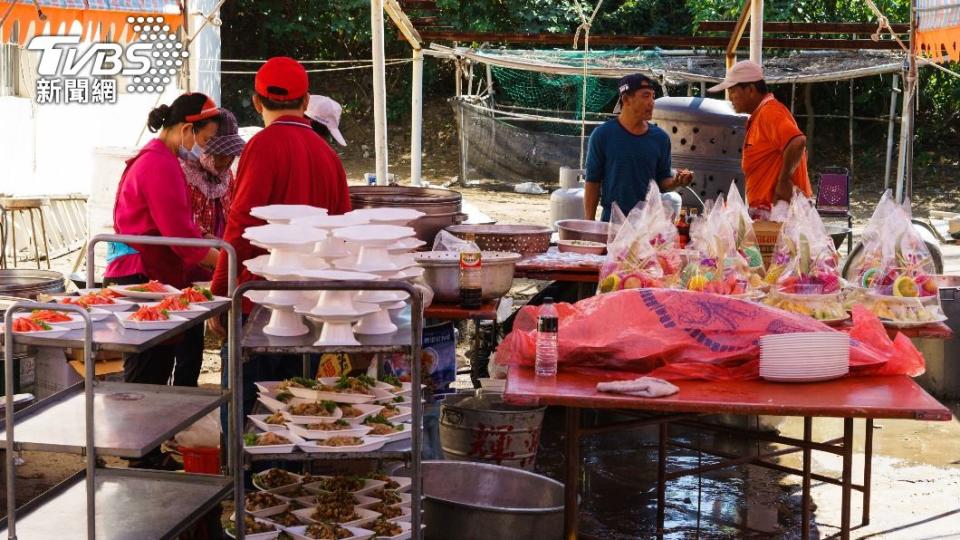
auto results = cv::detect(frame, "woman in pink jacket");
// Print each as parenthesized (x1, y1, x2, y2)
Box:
(106, 93, 221, 386)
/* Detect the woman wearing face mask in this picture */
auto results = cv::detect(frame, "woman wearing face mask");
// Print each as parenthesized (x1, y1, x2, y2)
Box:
(105, 92, 221, 386)
(180, 108, 245, 241)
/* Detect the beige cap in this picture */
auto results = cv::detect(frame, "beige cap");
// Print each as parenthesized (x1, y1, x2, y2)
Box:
(708, 60, 764, 93)
(305, 95, 347, 146)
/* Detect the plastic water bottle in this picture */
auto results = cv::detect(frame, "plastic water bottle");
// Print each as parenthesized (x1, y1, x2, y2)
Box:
(536, 298, 559, 377)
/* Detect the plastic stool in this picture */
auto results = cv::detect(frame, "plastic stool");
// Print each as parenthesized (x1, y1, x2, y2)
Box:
(0, 197, 51, 269)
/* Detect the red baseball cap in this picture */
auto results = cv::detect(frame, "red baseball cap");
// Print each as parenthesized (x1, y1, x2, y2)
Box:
(255, 57, 309, 101)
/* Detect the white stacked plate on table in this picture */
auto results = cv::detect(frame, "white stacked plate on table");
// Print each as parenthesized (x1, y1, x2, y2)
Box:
(759, 332, 850, 383)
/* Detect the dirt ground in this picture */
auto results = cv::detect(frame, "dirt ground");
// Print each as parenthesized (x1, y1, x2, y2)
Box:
(5, 101, 960, 537)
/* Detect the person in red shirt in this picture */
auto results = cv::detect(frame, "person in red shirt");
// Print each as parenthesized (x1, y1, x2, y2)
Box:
(208, 57, 351, 411)
(210, 57, 350, 302)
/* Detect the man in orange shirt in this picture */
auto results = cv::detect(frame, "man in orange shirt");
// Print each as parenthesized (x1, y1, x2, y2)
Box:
(709, 61, 811, 210)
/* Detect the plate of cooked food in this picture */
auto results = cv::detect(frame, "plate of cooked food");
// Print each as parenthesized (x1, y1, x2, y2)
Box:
(54, 291, 135, 312)
(304, 475, 386, 496)
(10, 317, 69, 338)
(362, 419, 411, 444)
(297, 436, 387, 454)
(244, 492, 289, 519)
(361, 517, 411, 540)
(286, 419, 373, 440)
(252, 468, 303, 491)
(108, 280, 181, 300)
(281, 400, 343, 424)
(114, 307, 187, 330)
(179, 285, 229, 306)
(282, 375, 380, 404)
(15, 309, 87, 330)
(283, 524, 374, 540)
(143, 296, 210, 319)
(248, 413, 289, 433)
(243, 430, 302, 454)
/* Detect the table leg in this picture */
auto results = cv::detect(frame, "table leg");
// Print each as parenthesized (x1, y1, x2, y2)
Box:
(0, 209, 6, 269)
(657, 421, 668, 539)
(801, 417, 812, 540)
(28, 208, 40, 270)
(862, 418, 874, 526)
(840, 418, 854, 540)
(564, 407, 581, 540)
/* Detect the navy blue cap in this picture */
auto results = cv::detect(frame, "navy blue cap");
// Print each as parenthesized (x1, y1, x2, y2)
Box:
(618, 73, 659, 95)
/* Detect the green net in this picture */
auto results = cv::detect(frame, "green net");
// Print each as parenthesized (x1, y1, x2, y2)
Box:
(491, 68, 619, 115)
(488, 48, 666, 117)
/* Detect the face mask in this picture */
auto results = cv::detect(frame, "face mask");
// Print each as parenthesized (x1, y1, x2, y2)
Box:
(180, 143, 203, 162)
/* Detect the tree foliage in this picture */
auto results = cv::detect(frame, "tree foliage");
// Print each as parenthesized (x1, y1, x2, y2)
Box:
(219, 0, 958, 148)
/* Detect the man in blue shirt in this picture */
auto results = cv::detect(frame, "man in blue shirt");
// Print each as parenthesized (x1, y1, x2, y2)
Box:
(584, 74, 693, 221)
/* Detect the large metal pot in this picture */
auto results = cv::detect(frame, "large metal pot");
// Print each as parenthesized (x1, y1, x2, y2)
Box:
(349, 186, 464, 246)
(556, 219, 610, 244)
(914, 275, 960, 399)
(421, 460, 564, 540)
(415, 251, 520, 302)
(445, 224, 552, 255)
(0, 269, 65, 299)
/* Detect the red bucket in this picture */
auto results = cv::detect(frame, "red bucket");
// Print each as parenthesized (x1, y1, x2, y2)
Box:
(181, 446, 220, 474)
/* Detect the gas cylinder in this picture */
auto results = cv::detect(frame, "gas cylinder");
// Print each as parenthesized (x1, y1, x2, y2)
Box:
(549, 167, 585, 229)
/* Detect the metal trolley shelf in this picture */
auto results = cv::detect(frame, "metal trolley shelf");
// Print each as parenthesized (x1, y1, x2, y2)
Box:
(231, 279, 425, 539)
(0, 381, 229, 457)
(1, 234, 238, 540)
(241, 304, 415, 356)
(0, 468, 232, 540)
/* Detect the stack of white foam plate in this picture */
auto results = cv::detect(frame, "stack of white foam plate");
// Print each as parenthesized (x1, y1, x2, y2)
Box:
(759, 332, 850, 383)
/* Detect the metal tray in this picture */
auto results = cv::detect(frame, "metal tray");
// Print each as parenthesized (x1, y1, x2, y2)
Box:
(0, 468, 232, 539)
(0, 381, 229, 457)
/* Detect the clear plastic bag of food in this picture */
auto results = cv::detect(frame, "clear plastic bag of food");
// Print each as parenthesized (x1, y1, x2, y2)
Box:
(723, 186, 765, 273)
(598, 182, 677, 293)
(763, 191, 844, 321)
(681, 199, 760, 296)
(850, 190, 902, 288)
(871, 201, 938, 297)
(859, 195, 944, 324)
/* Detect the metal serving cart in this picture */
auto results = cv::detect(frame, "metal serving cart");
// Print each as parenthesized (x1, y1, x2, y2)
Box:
(230, 279, 425, 539)
(0, 234, 237, 539)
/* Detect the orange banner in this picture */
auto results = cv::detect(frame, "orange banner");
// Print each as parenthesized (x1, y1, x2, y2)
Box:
(917, 26, 960, 63)
(1, 4, 183, 45)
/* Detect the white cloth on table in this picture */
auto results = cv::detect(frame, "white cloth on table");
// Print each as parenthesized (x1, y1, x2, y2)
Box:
(596, 377, 679, 398)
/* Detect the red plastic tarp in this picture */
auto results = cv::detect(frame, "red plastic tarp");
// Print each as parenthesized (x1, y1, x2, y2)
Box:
(496, 289, 924, 380)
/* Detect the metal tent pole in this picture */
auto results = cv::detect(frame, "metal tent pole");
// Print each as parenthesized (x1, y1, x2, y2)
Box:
(411, 48, 424, 186)
(749, 0, 764, 63)
(884, 74, 900, 190)
(896, 0, 918, 204)
(849, 79, 855, 177)
(371, 0, 389, 186)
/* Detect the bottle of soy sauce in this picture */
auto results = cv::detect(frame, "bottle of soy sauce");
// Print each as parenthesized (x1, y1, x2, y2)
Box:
(459, 246, 483, 309)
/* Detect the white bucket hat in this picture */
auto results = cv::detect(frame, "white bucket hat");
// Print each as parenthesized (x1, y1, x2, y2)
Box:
(305, 94, 347, 146)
